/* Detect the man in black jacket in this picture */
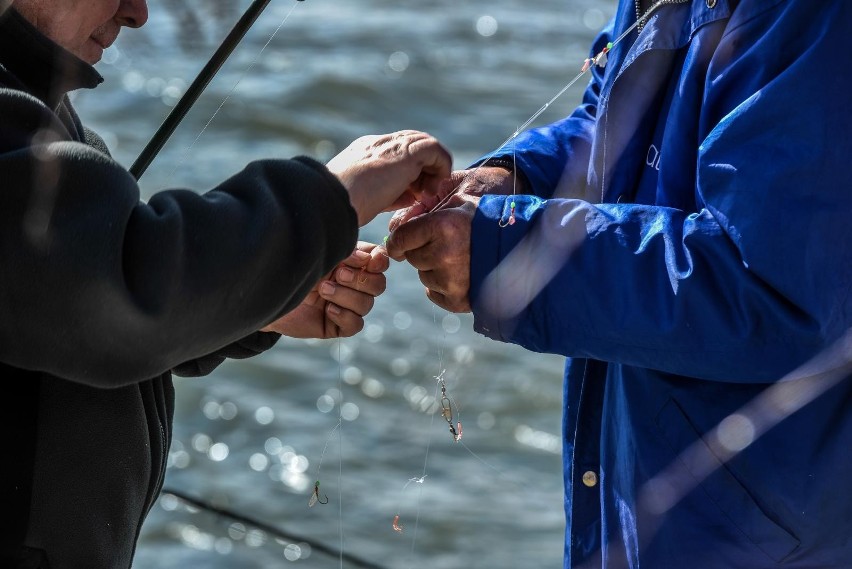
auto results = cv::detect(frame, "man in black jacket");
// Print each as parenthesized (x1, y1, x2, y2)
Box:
(0, 1, 453, 567)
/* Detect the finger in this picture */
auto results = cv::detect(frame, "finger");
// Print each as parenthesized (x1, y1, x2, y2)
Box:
(417, 267, 469, 309)
(384, 214, 435, 261)
(415, 268, 445, 296)
(384, 192, 422, 214)
(415, 266, 464, 299)
(345, 240, 390, 271)
(406, 134, 453, 181)
(424, 288, 453, 312)
(353, 240, 377, 254)
(334, 265, 387, 296)
(391, 134, 452, 201)
(367, 245, 390, 273)
(325, 303, 365, 338)
(342, 246, 372, 269)
(319, 280, 378, 316)
(425, 287, 471, 313)
(402, 236, 443, 272)
(387, 172, 466, 230)
(388, 203, 427, 233)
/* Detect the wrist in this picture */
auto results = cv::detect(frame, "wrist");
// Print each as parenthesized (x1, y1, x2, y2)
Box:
(480, 157, 517, 172)
(476, 157, 530, 195)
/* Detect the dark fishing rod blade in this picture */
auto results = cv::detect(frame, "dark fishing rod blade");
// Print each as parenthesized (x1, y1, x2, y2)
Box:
(130, 0, 276, 181)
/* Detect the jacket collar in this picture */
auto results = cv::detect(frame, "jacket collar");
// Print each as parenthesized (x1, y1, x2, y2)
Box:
(0, 7, 103, 107)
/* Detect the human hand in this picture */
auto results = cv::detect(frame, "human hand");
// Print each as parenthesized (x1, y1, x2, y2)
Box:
(261, 241, 389, 338)
(384, 193, 478, 313)
(388, 166, 514, 232)
(326, 130, 453, 226)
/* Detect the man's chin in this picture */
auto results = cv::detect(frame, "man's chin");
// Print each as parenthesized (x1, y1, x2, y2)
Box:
(79, 39, 104, 65)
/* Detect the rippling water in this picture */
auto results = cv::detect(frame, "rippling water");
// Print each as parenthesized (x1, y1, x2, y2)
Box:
(72, 1, 616, 567)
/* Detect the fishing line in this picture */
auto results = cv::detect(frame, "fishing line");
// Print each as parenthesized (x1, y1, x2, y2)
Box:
(305, 0, 663, 561)
(130, 0, 306, 181)
(164, 0, 305, 182)
(158, 486, 387, 569)
(309, 337, 347, 566)
(127, 1, 357, 564)
(378, 5, 677, 560)
(414, 3, 851, 566)
(377, 0, 640, 547)
(425, 0, 670, 216)
(336, 338, 345, 569)
(308, 420, 340, 507)
(393, 306, 450, 564)
(154, 1, 669, 565)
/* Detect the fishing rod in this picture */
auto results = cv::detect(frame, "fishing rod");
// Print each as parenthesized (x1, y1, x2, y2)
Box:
(130, 0, 305, 181)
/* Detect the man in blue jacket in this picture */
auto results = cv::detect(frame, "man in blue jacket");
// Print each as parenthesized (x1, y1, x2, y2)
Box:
(387, 0, 852, 567)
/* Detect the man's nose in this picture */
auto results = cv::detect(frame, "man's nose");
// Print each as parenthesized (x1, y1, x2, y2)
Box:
(117, 0, 149, 28)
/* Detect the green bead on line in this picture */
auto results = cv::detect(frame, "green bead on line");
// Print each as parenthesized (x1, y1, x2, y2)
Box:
(499, 198, 517, 228)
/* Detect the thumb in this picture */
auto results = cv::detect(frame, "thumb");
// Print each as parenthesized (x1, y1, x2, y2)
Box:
(388, 174, 462, 232)
(388, 202, 428, 233)
(384, 214, 434, 262)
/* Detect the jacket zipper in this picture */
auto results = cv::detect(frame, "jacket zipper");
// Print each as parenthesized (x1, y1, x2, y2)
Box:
(635, 0, 690, 33)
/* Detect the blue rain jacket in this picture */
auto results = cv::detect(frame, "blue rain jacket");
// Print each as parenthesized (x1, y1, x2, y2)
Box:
(469, 0, 852, 567)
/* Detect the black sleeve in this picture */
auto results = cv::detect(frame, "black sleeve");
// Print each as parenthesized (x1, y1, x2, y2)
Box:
(171, 331, 281, 377)
(0, 88, 358, 387)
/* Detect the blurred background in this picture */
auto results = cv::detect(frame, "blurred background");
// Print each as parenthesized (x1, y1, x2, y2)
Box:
(72, 1, 616, 567)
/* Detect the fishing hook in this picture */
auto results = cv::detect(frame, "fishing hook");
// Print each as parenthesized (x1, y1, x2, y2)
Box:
(309, 480, 329, 507)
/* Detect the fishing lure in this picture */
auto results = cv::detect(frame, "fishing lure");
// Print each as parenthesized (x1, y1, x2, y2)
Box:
(581, 42, 613, 72)
(308, 480, 329, 507)
(498, 200, 517, 227)
(391, 476, 427, 534)
(438, 371, 463, 443)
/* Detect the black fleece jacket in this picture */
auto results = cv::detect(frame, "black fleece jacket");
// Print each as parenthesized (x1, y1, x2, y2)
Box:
(0, 7, 358, 568)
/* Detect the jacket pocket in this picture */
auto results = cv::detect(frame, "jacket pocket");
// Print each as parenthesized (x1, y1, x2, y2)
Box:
(654, 398, 799, 562)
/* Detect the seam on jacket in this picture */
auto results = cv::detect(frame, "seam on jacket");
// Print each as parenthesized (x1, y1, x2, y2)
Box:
(721, 0, 787, 40)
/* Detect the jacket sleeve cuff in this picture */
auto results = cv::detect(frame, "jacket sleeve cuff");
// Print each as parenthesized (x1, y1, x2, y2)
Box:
(470, 194, 545, 342)
(172, 331, 281, 377)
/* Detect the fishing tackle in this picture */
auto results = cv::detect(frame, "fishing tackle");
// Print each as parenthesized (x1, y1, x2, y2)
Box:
(391, 476, 426, 534)
(438, 372, 463, 443)
(581, 42, 613, 72)
(424, 4, 670, 225)
(309, 480, 329, 507)
(498, 200, 517, 227)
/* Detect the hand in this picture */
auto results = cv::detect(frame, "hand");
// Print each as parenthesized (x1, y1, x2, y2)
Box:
(385, 194, 478, 313)
(326, 130, 453, 226)
(388, 166, 515, 232)
(261, 241, 389, 338)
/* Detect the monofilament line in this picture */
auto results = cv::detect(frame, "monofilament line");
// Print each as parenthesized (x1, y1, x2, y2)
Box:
(427, 0, 660, 215)
(168, 1, 303, 179)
